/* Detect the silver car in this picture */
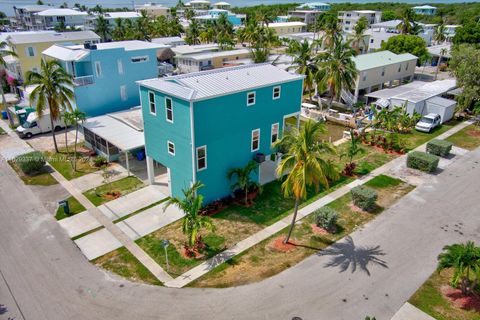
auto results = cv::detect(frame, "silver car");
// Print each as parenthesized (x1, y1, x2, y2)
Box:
(415, 113, 441, 133)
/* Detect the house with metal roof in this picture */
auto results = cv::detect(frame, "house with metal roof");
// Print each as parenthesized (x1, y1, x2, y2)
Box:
(5, 31, 100, 82)
(288, 2, 331, 24)
(35, 8, 88, 29)
(351, 50, 418, 101)
(138, 64, 304, 202)
(176, 48, 251, 73)
(42, 40, 167, 117)
(413, 5, 437, 16)
(338, 10, 382, 33)
(13, 5, 51, 30)
(194, 9, 245, 26)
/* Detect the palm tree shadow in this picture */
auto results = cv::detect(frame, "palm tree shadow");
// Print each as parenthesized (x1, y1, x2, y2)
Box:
(317, 236, 388, 276)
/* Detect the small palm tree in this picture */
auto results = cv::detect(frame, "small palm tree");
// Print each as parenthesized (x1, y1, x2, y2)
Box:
(286, 39, 318, 101)
(350, 16, 368, 53)
(0, 41, 17, 119)
(227, 160, 260, 206)
(434, 47, 448, 81)
(70, 109, 86, 171)
(433, 24, 446, 44)
(186, 19, 202, 45)
(164, 182, 215, 250)
(437, 241, 480, 296)
(62, 111, 73, 153)
(26, 60, 74, 153)
(340, 130, 365, 176)
(94, 15, 111, 42)
(276, 120, 339, 243)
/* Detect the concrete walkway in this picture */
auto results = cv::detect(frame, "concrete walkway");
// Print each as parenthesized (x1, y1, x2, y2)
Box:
(70, 163, 130, 192)
(58, 185, 168, 238)
(164, 121, 474, 288)
(391, 303, 436, 320)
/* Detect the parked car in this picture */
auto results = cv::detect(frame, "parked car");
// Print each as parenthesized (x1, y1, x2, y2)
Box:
(16, 112, 65, 139)
(415, 113, 441, 133)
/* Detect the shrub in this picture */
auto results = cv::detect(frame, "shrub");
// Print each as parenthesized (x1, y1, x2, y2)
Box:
(407, 151, 439, 173)
(351, 186, 378, 211)
(426, 139, 453, 157)
(93, 156, 107, 167)
(15, 151, 45, 175)
(314, 207, 338, 232)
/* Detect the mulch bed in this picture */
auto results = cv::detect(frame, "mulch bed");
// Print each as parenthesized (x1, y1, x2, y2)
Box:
(310, 224, 329, 235)
(271, 237, 297, 252)
(467, 128, 480, 137)
(441, 285, 480, 311)
(348, 203, 365, 213)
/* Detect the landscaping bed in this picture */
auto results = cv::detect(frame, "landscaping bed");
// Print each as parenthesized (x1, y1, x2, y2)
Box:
(409, 268, 480, 320)
(446, 124, 480, 150)
(8, 160, 58, 186)
(44, 145, 101, 180)
(55, 196, 86, 220)
(83, 176, 145, 206)
(94, 247, 162, 286)
(189, 175, 414, 288)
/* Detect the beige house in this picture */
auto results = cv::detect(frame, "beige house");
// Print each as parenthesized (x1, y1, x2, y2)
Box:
(176, 48, 251, 73)
(135, 4, 171, 18)
(351, 50, 417, 100)
(268, 22, 307, 35)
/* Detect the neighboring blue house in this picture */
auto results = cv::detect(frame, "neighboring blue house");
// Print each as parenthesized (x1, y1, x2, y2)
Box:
(413, 5, 437, 15)
(42, 40, 167, 117)
(195, 9, 245, 26)
(139, 64, 304, 203)
(296, 2, 331, 11)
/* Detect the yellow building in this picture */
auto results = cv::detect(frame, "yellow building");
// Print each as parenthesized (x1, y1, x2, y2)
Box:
(267, 22, 307, 35)
(5, 31, 100, 82)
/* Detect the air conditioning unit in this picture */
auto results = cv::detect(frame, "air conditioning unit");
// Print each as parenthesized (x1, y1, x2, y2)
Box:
(254, 153, 266, 163)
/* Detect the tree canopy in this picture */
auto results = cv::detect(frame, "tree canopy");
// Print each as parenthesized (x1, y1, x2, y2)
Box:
(449, 44, 480, 111)
(380, 35, 428, 64)
(453, 23, 480, 46)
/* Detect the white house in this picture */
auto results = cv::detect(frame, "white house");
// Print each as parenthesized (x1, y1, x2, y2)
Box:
(35, 9, 88, 29)
(338, 10, 382, 33)
(413, 5, 437, 15)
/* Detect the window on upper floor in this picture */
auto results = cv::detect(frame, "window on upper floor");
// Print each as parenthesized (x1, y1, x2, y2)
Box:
(167, 141, 175, 156)
(251, 129, 260, 152)
(247, 92, 256, 106)
(26, 46, 35, 57)
(196, 146, 207, 171)
(94, 61, 102, 78)
(120, 85, 127, 101)
(381, 67, 385, 77)
(271, 123, 279, 145)
(148, 91, 156, 115)
(165, 97, 173, 123)
(117, 59, 124, 75)
(273, 86, 281, 100)
(131, 56, 149, 63)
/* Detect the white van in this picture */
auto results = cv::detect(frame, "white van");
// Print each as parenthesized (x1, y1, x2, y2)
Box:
(16, 112, 65, 139)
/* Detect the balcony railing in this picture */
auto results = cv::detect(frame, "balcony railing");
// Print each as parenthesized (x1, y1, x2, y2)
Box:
(73, 75, 94, 87)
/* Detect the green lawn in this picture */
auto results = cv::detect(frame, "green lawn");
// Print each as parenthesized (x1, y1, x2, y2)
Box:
(44, 147, 100, 180)
(83, 176, 144, 206)
(94, 247, 162, 286)
(8, 160, 58, 186)
(446, 125, 480, 150)
(409, 268, 480, 320)
(55, 196, 86, 220)
(401, 120, 461, 151)
(190, 175, 414, 288)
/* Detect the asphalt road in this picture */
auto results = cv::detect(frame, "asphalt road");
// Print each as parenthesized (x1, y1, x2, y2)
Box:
(0, 147, 479, 320)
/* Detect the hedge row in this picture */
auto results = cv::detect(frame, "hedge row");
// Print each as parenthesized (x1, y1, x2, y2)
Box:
(15, 151, 46, 175)
(407, 151, 439, 173)
(314, 207, 338, 232)
(351, 186, 378, 211)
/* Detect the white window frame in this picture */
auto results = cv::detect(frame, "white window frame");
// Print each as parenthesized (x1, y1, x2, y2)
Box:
(94, 61, 102, 78)
(273, 86, 281, 100)
(117, 59, 124, 75)
(165, 97, 173, 123)
(271, 123, 279, 145)
(167, 140, 175, 156)
(148, 91, 156, 115)
(131, 55, 149, 63)
(120, 85, 127, 101)
(196, 145, 207, 171)
(247, 92, 256, 106)
(251, 128, 260, 152)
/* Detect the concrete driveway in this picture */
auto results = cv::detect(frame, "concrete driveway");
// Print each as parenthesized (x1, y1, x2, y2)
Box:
(0, 147, 479, 320)
(22, 126, 84, 152)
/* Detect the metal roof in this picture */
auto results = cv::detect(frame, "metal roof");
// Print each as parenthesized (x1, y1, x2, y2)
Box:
(428, 44, 451, 58)
(7, 31, 100, 44)
(82, 107, 144, 151)
(15, 5, 50, 12)
(427, 96, 456, 107)
(413, 5, 436, 9)
(36, 9, 87, 16)
(371, 20, 402, 29)
(102, 12, 140, 19)
(352, 51, 418, 71)
(138, 63, 304, 102)
(184, 48, 250, 61)
(268, 22, 307, 28)
(42, 45, 89, 61)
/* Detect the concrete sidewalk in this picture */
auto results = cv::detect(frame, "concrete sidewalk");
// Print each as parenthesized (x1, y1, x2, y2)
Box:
(58, 184, 168, 238)
(391, 303, 436, 320)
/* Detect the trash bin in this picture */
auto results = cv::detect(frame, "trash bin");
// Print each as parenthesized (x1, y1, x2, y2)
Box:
(58, 200, 70, 216)
(136, 150, 145, 161)
(1, 111, 7, 119)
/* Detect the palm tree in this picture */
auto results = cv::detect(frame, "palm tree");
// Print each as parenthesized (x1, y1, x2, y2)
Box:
(434, 47, 448, 81)
(70, 109, 86, 171)
(0, 41, 17, 121)
(350, 16, 368, 53)
(437, 241, 480, 296)
(164, 182, 215, 249)
(112, 18, 125, 41)
(62, 111, 73, 153)
(317, 12, 341, 49)
(135, 10, 151, 41)
(94, 15, 111, 42)
(276, 120, 339, 243)
(26, 60, 74, 153)
(286, 39, 317, 100)
(256, 11, 275, 27)
(227, 160, 260, 206)
(186, 19, 202, 45)
(433, 24, 446, 44)
(397, 8, 415, 35)
(316, 37, 358, 109)
(184, 8, 195, 21)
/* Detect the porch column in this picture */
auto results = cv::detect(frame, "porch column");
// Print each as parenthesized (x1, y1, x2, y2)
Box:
(125, 151, 130, 176)
(296, 114, 300, 129)
(354, 86, 360, 99)
(146, 155, 155, 185)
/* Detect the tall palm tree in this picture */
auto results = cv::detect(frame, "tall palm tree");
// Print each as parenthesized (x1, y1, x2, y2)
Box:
(94, 15, 111, 42)
(112, 18, 125, 41)
(317, 12, 341, 49)
(184, 8, 195, 21)
(350, 16, 368, 53)
(70, 109, 86, 171)
(186, 19, 202, 45)
(62, 111, 73, 153)
(135, 10, 151, 41)
(433, 24, 446, 44)
(0, 41, 17, 121)
(434, 47, 448, 81)
(26, 60, 74, 153)
(397, 8, 415, 35)
(256, 11, 275, 27)
(275, 120, 339, 244)
(316, 37, 358, 109)
(437, 241, 480, 296)
(164, 181, 215, 249)
(286, 39, 317, 100)
(227, 160, 260, 206)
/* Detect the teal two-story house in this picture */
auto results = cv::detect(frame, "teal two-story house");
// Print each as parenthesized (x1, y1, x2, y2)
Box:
(139, 64, 304, 203)
(42, 40, 167, 117)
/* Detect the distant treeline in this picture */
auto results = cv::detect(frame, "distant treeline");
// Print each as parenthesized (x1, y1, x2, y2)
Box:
(232, 2, 480, 25)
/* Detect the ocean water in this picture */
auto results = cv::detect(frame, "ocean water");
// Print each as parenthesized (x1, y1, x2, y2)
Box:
(1, 0, 478, 16)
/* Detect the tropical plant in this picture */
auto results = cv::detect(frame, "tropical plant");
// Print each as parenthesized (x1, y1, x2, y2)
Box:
(112, 18, 126, 41)
(0, 41, 17, 120)
(256, 11, 275, 27)
(186, 19, 202, 45)
(380, 35, 429, 65)
(397, 8, 416, 35)
(164, 182, 215, 250)
(434, 47, 448, 81)
(227, 160, 260, 206)
(275, 120, 339, 243)
(316, 12, 341, 49)
(94, 15, 111, 42)
(70, 109, 86, 171)
(437, 241, 480, 296)
(433, 23, 446, 44)
(350, 16, 369, 53)
(62, 111, 73, 153)
(449, 44, 480, 112)
(316, 37, 358, 109)
(286, 39, 318, 100)
(340, 130, 365, 176)
(25, 60, 74, 153)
